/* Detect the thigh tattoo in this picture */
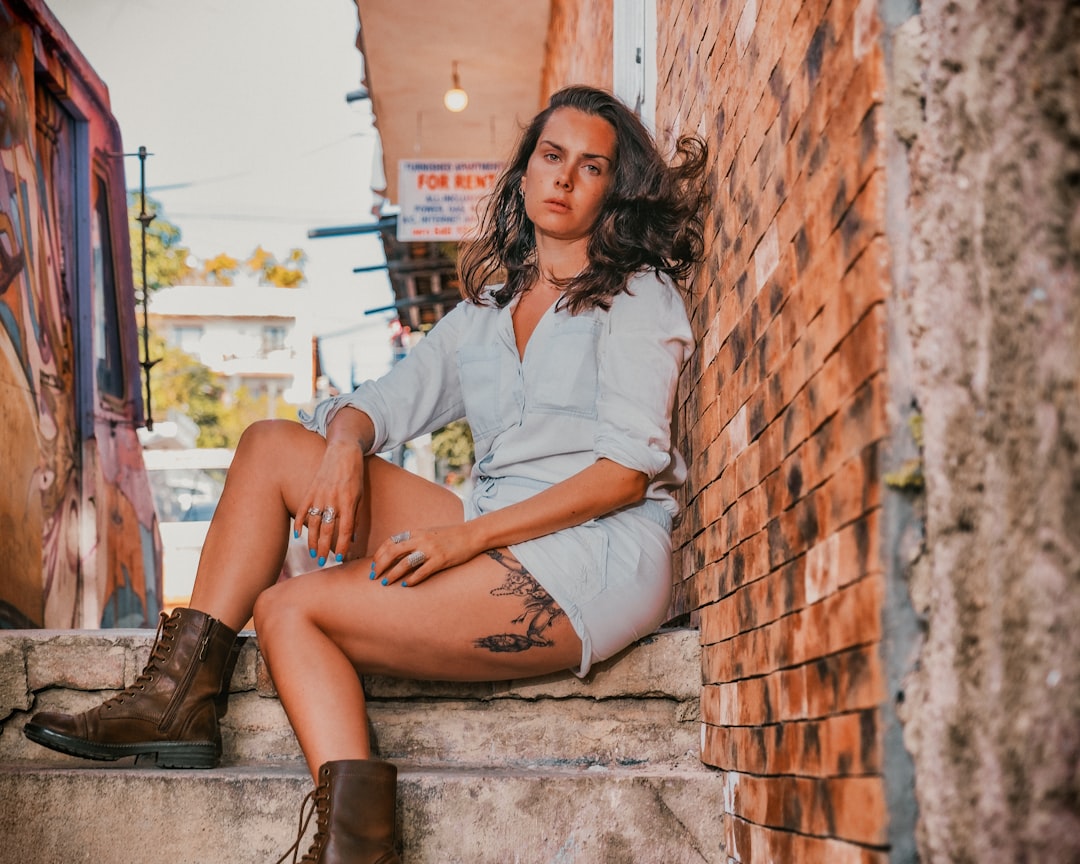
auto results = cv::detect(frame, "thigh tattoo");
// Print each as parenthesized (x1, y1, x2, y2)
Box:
(474, 549, 566, 653)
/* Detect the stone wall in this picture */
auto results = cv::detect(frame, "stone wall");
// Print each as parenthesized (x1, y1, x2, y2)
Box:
(890, 0, 1080, 861)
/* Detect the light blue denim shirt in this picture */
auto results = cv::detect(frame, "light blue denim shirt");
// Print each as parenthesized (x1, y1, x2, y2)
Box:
(299, 270, 694, 521)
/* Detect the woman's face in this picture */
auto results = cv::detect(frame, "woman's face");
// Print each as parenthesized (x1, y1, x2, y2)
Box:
(521, 107, 617, 245)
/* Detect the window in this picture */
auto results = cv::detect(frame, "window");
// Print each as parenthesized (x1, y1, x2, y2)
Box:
(261, 325, 286, 354)
(613, 0, 657, 132)
(91, 176, 125, 400)
(173, 325, 203, 355)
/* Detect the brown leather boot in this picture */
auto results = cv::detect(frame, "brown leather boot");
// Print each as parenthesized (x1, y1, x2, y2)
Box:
(276, 759, 400, 864)
(23, 607, 238, 768)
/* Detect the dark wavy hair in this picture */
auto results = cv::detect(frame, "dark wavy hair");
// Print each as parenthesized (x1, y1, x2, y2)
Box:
(458, 85, 709, 313)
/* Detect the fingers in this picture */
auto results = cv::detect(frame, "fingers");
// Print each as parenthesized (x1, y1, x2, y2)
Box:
(371, 531, 438, 587)
(295, 502, 349, 568)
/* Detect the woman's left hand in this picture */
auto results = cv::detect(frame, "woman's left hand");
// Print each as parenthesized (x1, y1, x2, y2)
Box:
(371, 523, 482, 587)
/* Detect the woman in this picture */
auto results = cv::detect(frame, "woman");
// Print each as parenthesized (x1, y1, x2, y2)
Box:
(24, 85, 708, 863)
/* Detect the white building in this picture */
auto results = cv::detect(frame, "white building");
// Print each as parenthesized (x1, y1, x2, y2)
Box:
(148, 277, 315, 406)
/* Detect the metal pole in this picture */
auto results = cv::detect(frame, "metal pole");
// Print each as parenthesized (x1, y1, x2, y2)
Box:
(135, 146, 159, 430)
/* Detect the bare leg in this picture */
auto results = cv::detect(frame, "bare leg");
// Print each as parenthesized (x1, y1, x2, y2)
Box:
(189, 419, 335, 631)
(254, 457, 582, 780)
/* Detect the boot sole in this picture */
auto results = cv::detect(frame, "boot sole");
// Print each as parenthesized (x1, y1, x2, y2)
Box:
(23, 722, 221, 769)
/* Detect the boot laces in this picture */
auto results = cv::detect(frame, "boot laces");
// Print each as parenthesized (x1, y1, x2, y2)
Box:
(274, 781, 330, 864)
(103, 612, 177, 708)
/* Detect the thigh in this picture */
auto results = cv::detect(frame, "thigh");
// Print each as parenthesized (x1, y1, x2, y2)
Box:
(236, 420, 463, 554)
(265, 548, 583, 682)
(352, 452, 465, 556)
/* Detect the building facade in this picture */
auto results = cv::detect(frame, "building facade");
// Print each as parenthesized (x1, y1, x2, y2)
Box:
(0, 0, 162, 629)
(147, 280, 316, 409)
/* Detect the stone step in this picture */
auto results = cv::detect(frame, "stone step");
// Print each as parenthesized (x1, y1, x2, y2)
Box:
(0, 628, 702, 768)
(0, 627, 723, 862)
(0, 759, 723, 864)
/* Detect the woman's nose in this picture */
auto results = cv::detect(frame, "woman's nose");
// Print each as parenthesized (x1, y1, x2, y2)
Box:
(554, 169, 571, 190)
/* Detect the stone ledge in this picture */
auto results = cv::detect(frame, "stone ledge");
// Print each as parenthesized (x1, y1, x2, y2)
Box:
(0, 626, 701, 713)
(0, 628, 703, 767)
(0, 759, 725, 864)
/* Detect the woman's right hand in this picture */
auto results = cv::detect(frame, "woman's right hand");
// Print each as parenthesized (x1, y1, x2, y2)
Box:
(295, 406, 376, 565)
(295, 438, 366, 566)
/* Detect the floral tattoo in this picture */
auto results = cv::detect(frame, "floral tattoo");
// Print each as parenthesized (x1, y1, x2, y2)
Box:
(474, 549, 566, 653)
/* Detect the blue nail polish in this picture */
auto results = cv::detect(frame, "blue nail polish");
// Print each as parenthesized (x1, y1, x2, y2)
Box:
(309, 548, 317, 559)
(381, 578, 388, 586)
(293, 529, 300, 539)
(401, 581, 408, 588)
(336, 553, 344, 563)
(318, 556, 326, 567)
(369, 570, 376, 580)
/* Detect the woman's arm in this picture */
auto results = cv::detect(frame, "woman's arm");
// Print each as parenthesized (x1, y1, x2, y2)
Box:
(470, 457, 647, 549)
(372, 457, 647, 586)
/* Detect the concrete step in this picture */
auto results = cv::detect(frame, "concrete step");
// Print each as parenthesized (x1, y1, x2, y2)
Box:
(0, 627, 724, 863)
(0, 627, 702, 768)
(0, 759, 723, 864)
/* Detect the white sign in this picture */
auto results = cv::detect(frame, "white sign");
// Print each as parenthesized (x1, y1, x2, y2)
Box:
(397, 160, 503, 241)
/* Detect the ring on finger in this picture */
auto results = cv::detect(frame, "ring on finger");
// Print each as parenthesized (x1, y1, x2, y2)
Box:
(307, 506, 322, 517)
(390, 531, 410, 543)
(406, 550, 426, 568)
(321, 506, 337, 524)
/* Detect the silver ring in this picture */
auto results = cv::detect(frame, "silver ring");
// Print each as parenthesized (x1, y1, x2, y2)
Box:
(390, 531, 411, 543)
(406, 550, 426, 568)
(321, 506, 337, 524)
(307, 506, 322, 517)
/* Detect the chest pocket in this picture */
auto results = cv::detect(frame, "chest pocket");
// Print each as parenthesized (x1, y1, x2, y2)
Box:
(458, 343, 515, 441)
(529, 315, 602, 418)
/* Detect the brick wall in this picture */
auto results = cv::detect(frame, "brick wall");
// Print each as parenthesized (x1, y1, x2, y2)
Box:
(543, 0, 896, 860)
(542, 0, 613, 96)
(657, 0, 893, 860)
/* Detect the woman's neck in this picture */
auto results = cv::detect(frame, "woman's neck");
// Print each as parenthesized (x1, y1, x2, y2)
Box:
(534, 236, 589, 283)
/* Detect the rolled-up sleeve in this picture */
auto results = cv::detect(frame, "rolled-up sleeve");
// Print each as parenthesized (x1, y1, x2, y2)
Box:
(593, 273, 693, 478)
(299, 303, 470, 452)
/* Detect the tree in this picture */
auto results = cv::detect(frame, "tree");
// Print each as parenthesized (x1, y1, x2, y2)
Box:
(246, 245, 307, 288)
(127, 194, 307, 289)
(128, 193, 193, 293)
(200, 253, 240, 286)
(431, 420, 474, 487)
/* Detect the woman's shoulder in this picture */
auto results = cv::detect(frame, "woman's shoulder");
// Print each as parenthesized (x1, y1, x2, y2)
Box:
(439, 291, 503, 321)
(607, 271, 690, 328)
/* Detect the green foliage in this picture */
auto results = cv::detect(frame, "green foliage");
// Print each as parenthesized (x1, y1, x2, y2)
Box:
(128, 194, 193, 293)
(431, 420, 475, 469)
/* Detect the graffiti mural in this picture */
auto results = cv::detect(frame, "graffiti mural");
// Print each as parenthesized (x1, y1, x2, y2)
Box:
(0, 0, 161, 628)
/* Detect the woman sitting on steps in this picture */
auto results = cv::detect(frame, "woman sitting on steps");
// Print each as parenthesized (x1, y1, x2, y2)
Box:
(24, 84, 709, 864)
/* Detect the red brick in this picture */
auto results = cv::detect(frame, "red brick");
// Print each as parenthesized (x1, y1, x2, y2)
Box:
(828, 775, 890, 846)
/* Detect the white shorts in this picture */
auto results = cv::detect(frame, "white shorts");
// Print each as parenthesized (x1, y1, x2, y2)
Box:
(466, 477, 674, 676)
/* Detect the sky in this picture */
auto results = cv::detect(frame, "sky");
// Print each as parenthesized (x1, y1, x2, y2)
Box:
(48, 0, 395, 388)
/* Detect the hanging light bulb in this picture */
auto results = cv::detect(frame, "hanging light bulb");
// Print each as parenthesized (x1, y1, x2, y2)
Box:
(443, 61, 468, 113)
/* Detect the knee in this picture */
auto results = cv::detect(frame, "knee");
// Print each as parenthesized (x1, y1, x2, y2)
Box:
(235, 418, 291, 460)
(252, 582, 303, 657)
